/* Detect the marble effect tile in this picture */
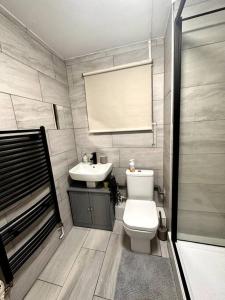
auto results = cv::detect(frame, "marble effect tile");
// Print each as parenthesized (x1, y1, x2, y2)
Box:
(113, 220, 124, 235)
(50, 152, 70, 181)
(178, 210, 225, 240)
(0, 92, 17, 129)
(24, 280, 61, 300)
(69, 80, 86, 109)
(160, 241, 169, 258)
(52, 54, 68, 84)
(182, 11, 225, 50)
(153, 100, 164, 125)
(180, 119, 225, 154)
(0, 13, 55, 78)
(151, 237, 162, 256)
(119, 147, 163, 170)
(12, 95, 55, 129)
(112, 167, 127, 187)
(10, 230, 61, 300)
(178, 183, 225, 214)
(93, 296, 106, 300)
(181, 41, 225, 88)
(75, 128, 112, 148)
(0, 52, 42, 100)
(71, 56, 113, 81)
(152, 39, 164, 74)
(180, 83, 225, 122)
(39, 73, 70, 107)
(72, 107, 88, 129)
(76, 147, 119, 167)
(113, 47, 149, 66)
(179, 153, 225, 184)
(57, 248, 104, 300)
(39, 227, 88, 286)
(56, 105, 73, 129)
(48, 129, 76, 155)
(83, 229, 111, 252)
(153, 73, 164, 100)
(112, 131, 153, 148)
(95, 233, 129, 299)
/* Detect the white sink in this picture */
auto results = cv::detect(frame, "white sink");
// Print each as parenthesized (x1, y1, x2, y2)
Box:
(69, 162, 112, 183)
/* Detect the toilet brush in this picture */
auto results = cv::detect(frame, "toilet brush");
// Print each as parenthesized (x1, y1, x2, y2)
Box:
(157, 211, 168, 241)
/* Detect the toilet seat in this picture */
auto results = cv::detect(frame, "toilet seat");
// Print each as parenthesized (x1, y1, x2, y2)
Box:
(123, 199, 158, 232)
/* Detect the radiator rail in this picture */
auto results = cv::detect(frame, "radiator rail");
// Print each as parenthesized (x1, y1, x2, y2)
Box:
(0, 127, 62, 286)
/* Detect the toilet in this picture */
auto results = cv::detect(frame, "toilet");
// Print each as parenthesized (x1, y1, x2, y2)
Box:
(123, 169, 159, 254)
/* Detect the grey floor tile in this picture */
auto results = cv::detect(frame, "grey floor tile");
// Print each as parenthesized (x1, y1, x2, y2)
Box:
(39, 227, 88, 286)
(74, 225, 91, 231)
(113, 220, 124, 235)
(160, 241, 169, 258)
(24, 280, 61, 300)
(57, 248, 104, 300)
(151, 236, 162, 256)
(95, 233, 130, 300)
(83, 229, 111, 252)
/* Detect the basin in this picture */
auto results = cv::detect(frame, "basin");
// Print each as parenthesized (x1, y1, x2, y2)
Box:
(69, 162, 113, 188)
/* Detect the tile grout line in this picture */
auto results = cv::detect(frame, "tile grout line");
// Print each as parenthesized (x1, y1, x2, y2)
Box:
(37, 278, 63, 288)
(0, 90, 71, 108)
(57, 228, 90, 289)
(9, 94, 19, 130)
(93, 232, 113, 299)
(1, 48, 68, 86)
(82, 246, 107, 253)
(93, 295, 111, 300)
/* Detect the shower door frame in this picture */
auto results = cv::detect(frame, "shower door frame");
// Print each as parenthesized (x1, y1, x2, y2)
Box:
(171, 1, 225, 299)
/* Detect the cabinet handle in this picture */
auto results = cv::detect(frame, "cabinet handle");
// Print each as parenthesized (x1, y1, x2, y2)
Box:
(87, 207, 90, 212)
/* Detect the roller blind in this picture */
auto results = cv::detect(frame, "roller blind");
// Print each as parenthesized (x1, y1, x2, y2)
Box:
(84, 61, 152, 133)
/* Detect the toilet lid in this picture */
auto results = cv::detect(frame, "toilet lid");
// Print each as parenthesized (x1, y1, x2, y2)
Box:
(123, 199, 159, 232)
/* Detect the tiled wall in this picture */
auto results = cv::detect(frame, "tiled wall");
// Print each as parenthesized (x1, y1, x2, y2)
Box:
(66, 40, 164, 188)
(177, 0, 225, 243)
(0, 12, 77, 299)
(163, 8, 173, 229)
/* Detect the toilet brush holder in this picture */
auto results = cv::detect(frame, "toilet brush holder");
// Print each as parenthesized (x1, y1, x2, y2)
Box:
(157, 211, 168, 241)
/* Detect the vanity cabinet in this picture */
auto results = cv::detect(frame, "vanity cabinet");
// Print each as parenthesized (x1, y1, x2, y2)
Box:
(68, 186, 115, 231)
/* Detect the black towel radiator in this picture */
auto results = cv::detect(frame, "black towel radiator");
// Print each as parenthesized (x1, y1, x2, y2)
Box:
(0, 126, 62, 287)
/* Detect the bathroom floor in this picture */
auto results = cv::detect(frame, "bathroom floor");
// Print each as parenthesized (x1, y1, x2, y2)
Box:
(24, 221, 177, 300)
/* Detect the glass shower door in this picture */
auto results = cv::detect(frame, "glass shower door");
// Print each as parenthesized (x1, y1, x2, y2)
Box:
(177, 5, 225, 246)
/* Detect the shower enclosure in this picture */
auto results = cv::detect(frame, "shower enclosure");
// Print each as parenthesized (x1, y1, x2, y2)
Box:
(172, 0, 225, 299)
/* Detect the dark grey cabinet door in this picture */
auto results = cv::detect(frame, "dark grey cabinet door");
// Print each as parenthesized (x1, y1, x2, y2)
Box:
(89, 193, 112, 229)
(69, 191, 92, 227)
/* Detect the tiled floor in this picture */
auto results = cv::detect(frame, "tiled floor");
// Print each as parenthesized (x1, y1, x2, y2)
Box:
(25, 221, 169, 300)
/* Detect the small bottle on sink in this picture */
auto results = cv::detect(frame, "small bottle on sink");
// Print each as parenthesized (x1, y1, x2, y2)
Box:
(129, 159, 135, 172)
(82, 153, 88, 163)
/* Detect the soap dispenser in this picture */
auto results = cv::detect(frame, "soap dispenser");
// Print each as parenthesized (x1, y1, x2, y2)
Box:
(129, 159, 135, 172)
(82, 153, 88, 163)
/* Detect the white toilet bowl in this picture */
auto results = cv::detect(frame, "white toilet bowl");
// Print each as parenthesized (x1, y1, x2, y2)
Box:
(123, 199, 158, 254)
(123, 169, 159, 254)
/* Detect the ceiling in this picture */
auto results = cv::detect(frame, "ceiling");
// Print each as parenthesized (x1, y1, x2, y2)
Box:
(0, 0, 171, 60)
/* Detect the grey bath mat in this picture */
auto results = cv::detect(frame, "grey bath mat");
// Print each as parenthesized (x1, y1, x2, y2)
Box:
(115, 249, 178, 300)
